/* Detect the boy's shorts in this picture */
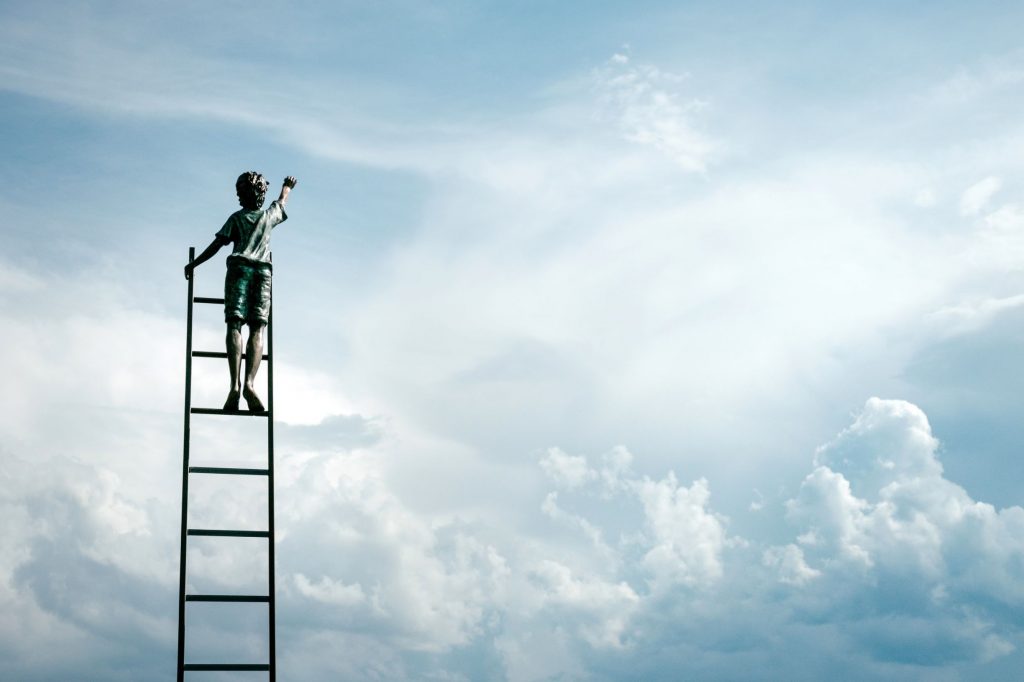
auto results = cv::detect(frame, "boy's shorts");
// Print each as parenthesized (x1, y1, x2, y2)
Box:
(224, 256, 272, 324)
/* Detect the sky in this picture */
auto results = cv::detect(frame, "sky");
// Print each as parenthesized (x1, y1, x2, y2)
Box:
(3, 1, 1024, 680)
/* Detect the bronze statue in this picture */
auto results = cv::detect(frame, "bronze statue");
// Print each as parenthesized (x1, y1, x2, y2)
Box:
(185, 172, 297, 412)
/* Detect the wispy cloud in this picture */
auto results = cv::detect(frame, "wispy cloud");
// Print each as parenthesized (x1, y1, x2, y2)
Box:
(593, 52, 717, 172)
(960, 176, 1003, 216)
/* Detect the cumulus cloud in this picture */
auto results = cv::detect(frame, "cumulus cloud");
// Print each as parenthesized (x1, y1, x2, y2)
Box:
(634, 474, 727, 589)
(762, 544, 821, 586)
(530, 560, 639, 648)
(6, 348, 1024, 682)
(0, 451, 174, 681)
(780, 398, 1024, 663)
(278, 447, 508, 652)
(525, 399, 1024, 675)
(539, 445, 730, 589)
(539, 447, 594, 489)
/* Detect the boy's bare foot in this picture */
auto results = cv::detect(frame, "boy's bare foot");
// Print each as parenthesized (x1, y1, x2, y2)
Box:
(223, 389, 241, 411)
(243, 386, 266, 413)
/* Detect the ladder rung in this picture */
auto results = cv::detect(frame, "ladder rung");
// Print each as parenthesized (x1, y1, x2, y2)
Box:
(192, 351, 270, 360)
(183, 664, 270, 671)
(187, 529, 270, 538)
(193, 296, 225, 304)
(191, 407, 269, 417)
(189, 466, 270, 476)
(186, 594, 270, 602)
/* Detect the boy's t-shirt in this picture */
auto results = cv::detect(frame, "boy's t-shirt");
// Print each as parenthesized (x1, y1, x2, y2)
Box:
(216, 200, 287, 265)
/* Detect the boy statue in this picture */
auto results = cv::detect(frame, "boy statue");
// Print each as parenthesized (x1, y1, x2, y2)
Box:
(184, 172, 298, 412)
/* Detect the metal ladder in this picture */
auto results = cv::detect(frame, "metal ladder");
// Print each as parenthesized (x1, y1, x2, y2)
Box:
(177, 246, 277, 680)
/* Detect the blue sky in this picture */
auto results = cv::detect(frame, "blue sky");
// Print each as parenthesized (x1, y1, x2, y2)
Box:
(3, 1, 1024, 680)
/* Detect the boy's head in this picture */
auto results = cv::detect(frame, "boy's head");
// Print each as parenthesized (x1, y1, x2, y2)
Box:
(235, 171, 269, 210)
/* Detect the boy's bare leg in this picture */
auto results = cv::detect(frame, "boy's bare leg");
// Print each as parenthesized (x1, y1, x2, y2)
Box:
(224, 320, 243, 410)
(242, 321, 266, 412)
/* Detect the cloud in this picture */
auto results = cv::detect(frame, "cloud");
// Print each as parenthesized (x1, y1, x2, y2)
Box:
(0, 5, 459, 175)
(0, 257, 390, 678)
(960, 176, 1003, 216)
(926, 294, 1024, 338)
(6, 351, 1024, 681)
(781, 398, 1024, 663)
(7, 7, 1024, 678)
(295, 573, 366, 607)
(540, 492, 612, 558)
(931, 60, 1024, 105)
(280, 414, 384, 451)
(530, 559, 639, 648)
(0, 451, 173, 681)
(539, 445, 730, 588)
(539, 447, 594, 489)
(812, 397, 943, 496)
(593, 54, 716, 172)
(635, 474, 727, 589)
(277, 447, 509, 653)
(762, 544, 821, 586)
(523, 400, 1024, 676)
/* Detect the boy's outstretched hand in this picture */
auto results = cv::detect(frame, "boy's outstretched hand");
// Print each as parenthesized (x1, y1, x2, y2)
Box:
(278, 176, 297, 207)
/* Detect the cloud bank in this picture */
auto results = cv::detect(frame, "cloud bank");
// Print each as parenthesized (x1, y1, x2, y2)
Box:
(5, 380, 1024, 680)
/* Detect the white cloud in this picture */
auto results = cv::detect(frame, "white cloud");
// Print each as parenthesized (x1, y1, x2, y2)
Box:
(635, 474, 727, 589)
(960, 176, 1003, 216)
(931, 61, 1024, 105)
(493, 628, 584, 682)
(531, 559, 639, 648)
(278, 448, 509, 652)
(927, 294, 1024, 338)
(812, 397, 943, 495)
(784, 398, 1024, 661)
(0, 451, 175, 680)
(540, 492, 613, 558)
(520, 400, 1024, 672)
(538, 446, 731, 588)
(762, 543, 821, 585)
(0, 261, 44, 292)
(7, 358, 1024, 679)
(983, 203, 1024, 233)
(539, 447, 594, 489)
(593, 54, 716, 172)
(295, 573, 366, 607)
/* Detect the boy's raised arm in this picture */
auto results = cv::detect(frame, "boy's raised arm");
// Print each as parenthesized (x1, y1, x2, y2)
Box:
(277, 176, 297, 207)
(184, 235, 230, 280)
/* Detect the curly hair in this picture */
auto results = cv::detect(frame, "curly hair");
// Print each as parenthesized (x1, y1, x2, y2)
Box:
(235, 171, 269, 210)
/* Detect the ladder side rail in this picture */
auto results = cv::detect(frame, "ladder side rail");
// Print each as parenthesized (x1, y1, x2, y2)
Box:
(267, 258, 277, 681)
(176, 247, 196, 682)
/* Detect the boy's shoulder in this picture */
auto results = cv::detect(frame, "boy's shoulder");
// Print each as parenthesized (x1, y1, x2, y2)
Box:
(218, 208, 250, 240)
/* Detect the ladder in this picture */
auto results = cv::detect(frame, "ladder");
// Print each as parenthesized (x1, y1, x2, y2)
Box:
(177, 246, 277, 680)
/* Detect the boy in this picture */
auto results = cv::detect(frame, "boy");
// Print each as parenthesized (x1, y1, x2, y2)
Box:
(184, 172, 297, 412)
